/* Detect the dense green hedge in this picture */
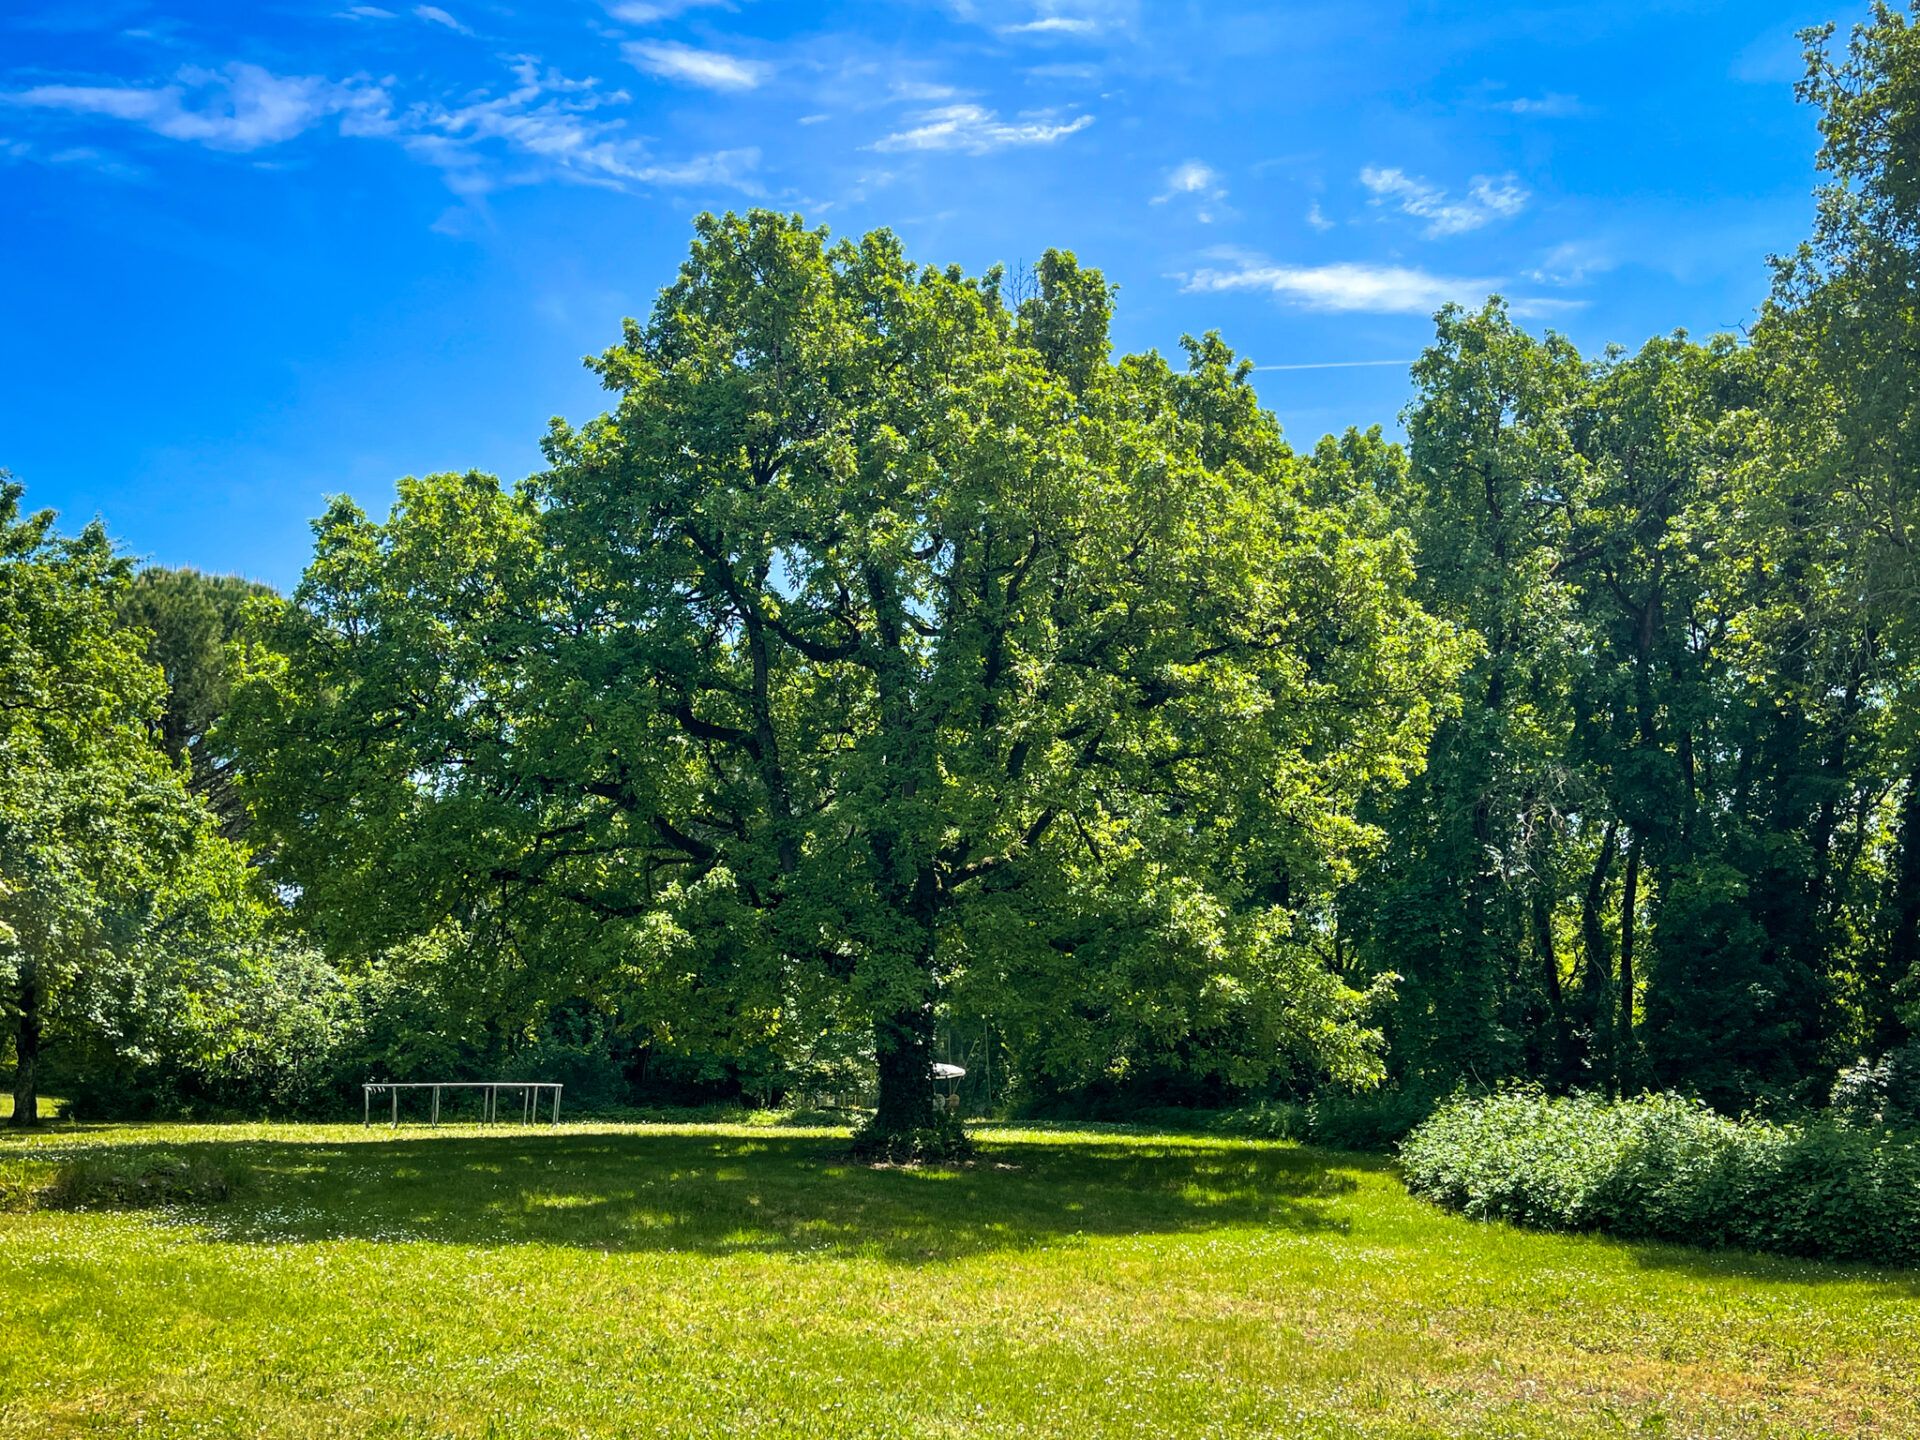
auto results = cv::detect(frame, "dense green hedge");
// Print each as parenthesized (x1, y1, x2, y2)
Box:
(1399, 1090, 1920, 1265)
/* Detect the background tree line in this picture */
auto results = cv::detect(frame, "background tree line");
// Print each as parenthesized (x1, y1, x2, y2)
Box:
(1348, 4, 1920, 1114)
(4, 6, 1916, 1148)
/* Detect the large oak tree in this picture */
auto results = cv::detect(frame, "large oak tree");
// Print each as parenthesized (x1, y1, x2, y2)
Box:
(234, 214, 1462, 1157)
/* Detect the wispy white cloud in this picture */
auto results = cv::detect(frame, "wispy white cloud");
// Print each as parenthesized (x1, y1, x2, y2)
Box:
(1183, 253, 1496, 315)
(1359, 165, 1527, 237)
(4, 54, 759, 201)
(1496, 92, 1583, 117)
(1152, 159, 1227, 222)
(1507, 295, 1590, 319)
(1154, 159, 1219, 201)
(624, 40, 768, 91)
(337, 5, 397, 17)
(608, 0, 730, 19)
(412, 5, 473, 36)
(627, 147, 761, 186)
(0, 134, 147, 180)
(1023, 62, 1099, 82)
(47, 143, 145, 178)
(872, 103, 1092, 154)
(1001, 16, 1098, 34)
(393, 57, 759, 193)
(975, 0, 1130, 39)
(1524, 240, 1612, 286)
(892, 80, 963, 102)
(1466, 175, 1527, 219)
(1305, 199, 1334, 232)
(3, 63, 367, 151)
(119, 21, 193, 48)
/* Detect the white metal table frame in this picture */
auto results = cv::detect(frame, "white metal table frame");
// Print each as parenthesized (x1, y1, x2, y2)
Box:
(363, 1081, 563, 1128)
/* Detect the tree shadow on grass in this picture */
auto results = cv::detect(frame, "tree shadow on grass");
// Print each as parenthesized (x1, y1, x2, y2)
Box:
(48, 1127, 1364, 1265)
(1396, 1184, 1920, 1295)
(1616, 1232, 1920, 1295)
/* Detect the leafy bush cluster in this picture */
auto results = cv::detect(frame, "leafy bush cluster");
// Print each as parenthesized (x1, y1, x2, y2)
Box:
(1400, 1090, 1920, 1264)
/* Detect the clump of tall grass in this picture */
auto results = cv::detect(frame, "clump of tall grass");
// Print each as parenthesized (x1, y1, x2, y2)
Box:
(0, 1148, 251, 1211)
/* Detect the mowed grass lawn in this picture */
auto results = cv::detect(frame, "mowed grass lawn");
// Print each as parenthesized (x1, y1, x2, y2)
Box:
(1, 1119, 1914, 1439)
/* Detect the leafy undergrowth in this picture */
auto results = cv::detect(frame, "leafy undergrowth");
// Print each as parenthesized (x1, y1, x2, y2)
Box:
(0, 1117, 1915, 1439)
(1401, 1089, 1920, 1264)
(1015, 1091, 1435, 1155)
(1116, 1092, 1435, 1152)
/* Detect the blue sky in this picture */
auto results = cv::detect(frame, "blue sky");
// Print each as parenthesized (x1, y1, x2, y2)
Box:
(2, 0, 1848, 589)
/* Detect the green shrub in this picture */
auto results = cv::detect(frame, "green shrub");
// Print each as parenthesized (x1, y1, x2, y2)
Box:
(1400, 1089, 1920, 1264)
(1306, 1090, 1433, 1150)
(1203, 1092, 1431, 1149)
(1204, 1101, 1310, 1140)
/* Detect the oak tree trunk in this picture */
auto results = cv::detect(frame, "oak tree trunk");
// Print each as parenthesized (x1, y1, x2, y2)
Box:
(870, 1002, 937, 1134)
(850, 857, 970, 1163)
(854, 991, 969, 1163)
